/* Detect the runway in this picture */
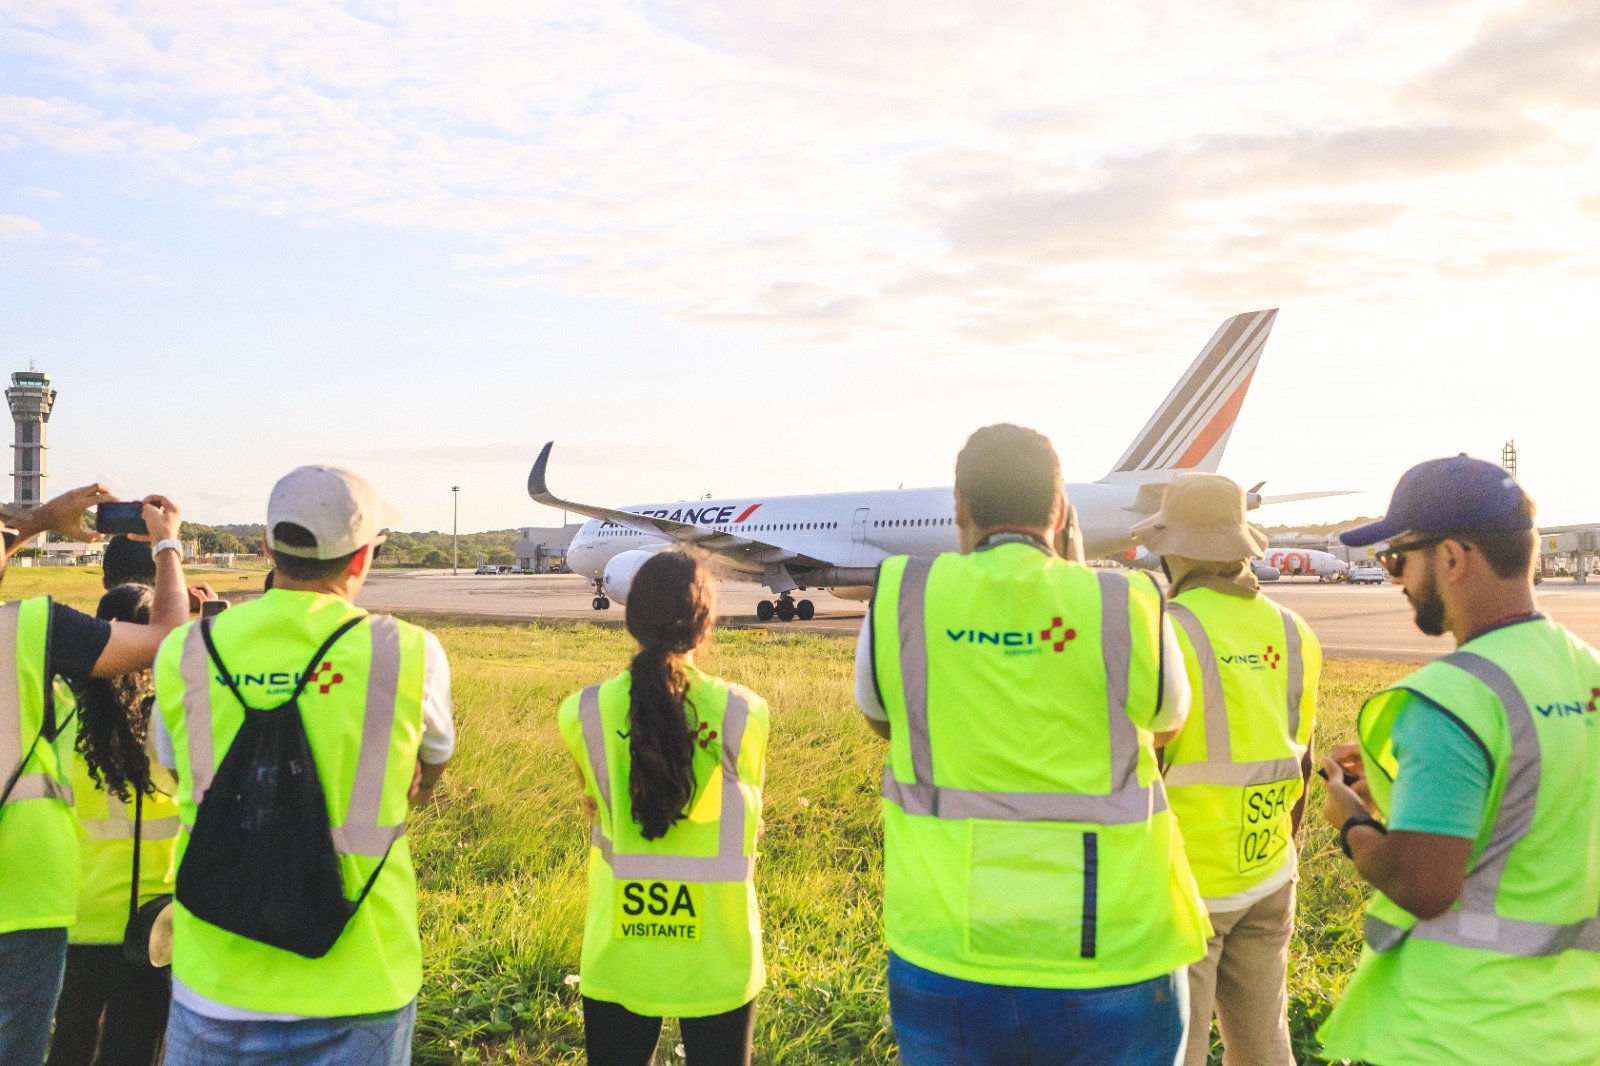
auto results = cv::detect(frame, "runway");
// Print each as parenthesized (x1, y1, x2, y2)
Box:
(357, 571, 1600, 663)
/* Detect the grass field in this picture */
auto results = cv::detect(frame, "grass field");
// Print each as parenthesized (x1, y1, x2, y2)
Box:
(0, 566, 1408, 1063)
(0, 565, 268, 613)
(409, 617, 1411, 1065)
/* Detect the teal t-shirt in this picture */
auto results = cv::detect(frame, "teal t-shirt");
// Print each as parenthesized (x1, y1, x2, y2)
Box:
(1386, 692, 1491, 838)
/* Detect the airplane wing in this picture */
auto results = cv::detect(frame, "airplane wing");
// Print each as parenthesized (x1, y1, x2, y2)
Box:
(527, 442, 833, 572)
(1258, 490, 1358, 506)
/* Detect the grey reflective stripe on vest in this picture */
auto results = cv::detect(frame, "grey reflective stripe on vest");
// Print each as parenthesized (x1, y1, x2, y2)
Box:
(179, 625, 216, 803)
(1098, 571, 1140, 791)
(328, 616, 407, 857)
(80, 804, 181, 842)
(881, 562, 1166, 825)
(579, 684, 755, 882)
(1279, 607, 1303, 738)
(1162, 601, 1304, 789)
(3, 774, 73, 804)
(180, 618, 408, 858)
(1166, 603, 1229, 762)
(1366, 650, 1600, 958)
(0, 601, 72, 808)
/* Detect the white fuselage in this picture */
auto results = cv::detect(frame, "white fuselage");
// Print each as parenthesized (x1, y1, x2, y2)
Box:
(566, 481, 1139, 596)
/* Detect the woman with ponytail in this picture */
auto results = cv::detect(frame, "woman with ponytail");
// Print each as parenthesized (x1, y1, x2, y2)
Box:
(559, 550, 770, 1066)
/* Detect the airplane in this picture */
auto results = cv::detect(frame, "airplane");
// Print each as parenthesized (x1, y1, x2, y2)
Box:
(1119, 544, 1350, 582)
(530, 308, 1331, 621)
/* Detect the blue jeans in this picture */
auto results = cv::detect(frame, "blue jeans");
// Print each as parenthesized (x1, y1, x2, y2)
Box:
(164, 997, 416, 1065)
(888, 952, 1189, 1066)
(0, 926, 69, 1066)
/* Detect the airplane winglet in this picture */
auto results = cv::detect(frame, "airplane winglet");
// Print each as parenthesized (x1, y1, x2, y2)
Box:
(528, 441, 557, 503)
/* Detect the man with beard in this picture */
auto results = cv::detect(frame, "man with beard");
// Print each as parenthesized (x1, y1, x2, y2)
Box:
(1316, 454, 1600, 1066)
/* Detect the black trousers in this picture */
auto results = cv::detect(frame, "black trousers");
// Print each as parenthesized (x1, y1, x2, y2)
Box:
(46, 944, 170, 1066)
(583, 996, 757, 1066)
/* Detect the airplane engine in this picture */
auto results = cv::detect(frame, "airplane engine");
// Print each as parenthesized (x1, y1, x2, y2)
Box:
(1251, 561, 1282, 582)
(602, 548, 665, 605)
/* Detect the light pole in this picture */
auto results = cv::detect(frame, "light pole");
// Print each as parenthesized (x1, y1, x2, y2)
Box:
(451, 486, 460, 575)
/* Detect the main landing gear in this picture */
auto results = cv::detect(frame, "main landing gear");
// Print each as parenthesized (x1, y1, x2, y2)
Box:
(590, 580, 611, 611)
(756, 592, 814, 623)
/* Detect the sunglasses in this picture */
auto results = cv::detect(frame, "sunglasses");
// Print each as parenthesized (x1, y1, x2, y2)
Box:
(1376, 534, 1465, 577)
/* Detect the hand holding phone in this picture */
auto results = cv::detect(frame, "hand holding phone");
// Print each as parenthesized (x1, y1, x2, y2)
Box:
(94, 501, 148, 536)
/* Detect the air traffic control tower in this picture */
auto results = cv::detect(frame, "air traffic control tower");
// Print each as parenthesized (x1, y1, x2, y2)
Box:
(7, 368, 56, 508)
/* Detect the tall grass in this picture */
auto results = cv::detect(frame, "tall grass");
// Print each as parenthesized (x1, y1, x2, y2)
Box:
(411, 617, 1411, 1064)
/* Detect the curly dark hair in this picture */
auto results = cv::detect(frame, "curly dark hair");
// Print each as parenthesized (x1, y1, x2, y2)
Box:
(71, 583, 158, 802)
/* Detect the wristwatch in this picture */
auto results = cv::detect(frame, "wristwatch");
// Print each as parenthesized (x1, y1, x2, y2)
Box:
(1339, 814, 1387, 859)
(152, 538, 184, 559)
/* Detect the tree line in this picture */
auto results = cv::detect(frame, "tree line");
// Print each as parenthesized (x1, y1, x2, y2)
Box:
(185, 524, 523, 569)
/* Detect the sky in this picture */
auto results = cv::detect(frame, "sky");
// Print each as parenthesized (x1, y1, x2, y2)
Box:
(2, 0, 1596, 534)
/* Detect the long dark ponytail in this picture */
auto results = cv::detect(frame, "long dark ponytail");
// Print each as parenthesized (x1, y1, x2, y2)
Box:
(624, 550, 715, 840)
(72, 583, 157, 802)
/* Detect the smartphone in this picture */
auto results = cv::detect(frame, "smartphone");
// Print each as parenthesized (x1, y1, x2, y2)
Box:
(94, 501, 148, 536)
(200, 599, 229, 618)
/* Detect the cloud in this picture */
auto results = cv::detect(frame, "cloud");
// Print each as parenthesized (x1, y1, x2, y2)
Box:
(0, 0, 1595, 349)
(0, 213, 46, 239)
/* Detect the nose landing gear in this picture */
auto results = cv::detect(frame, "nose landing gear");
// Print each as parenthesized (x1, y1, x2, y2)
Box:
(590, 580, 611, 611)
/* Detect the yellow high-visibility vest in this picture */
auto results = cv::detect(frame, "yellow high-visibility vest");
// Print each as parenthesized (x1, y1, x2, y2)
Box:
(1164, 587, 1319, 900)
(156, 589, 428, 1016)
(68, 745, 180, 945)
(0, 597, 78, 934)
(559, 667, 768, 1018)
(1319, 618, 1600, 1066)
(872, 545, 1210, 988)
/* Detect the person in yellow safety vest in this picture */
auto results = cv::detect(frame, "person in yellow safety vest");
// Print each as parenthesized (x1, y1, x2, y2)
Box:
(1130, 473, 1321, 1066)
(559, 549, 769, 1066)
(854, 424, 1210, 1066)
(1, 487, 192, 1066)
(149, 466, 455, 1065)
(1318, 454, 1600, 1066)
(48, 585, 181, 1066)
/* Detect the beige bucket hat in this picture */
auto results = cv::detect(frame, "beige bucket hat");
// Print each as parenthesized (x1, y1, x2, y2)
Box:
(1130, 473, 1270, 561)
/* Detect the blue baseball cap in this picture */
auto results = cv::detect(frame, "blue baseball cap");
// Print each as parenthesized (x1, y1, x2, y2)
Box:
(1341, 454, 1533, 548)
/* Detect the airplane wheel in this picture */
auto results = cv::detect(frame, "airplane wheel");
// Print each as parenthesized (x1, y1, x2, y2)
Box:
(776, 600, 797, 622)
(796, 599, 815, 621)
(592, 597, 603, 610)
(756, 600, 775, 622)
(599, 597, 611, 610)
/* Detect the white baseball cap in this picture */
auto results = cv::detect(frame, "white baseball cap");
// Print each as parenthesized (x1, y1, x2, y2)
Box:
(266, 465, 401, 560)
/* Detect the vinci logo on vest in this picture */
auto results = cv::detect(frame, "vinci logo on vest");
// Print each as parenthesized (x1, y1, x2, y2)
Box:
(1219, 645, 1282, 672)
(946, 617, 1076, 657)
(1535, 688, 1600, 718)
(212, 661, 345, 696)
(615, 881, 703, 940)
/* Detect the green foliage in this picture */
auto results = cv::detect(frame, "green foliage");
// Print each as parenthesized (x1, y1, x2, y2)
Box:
(182, 523, 522, 567)
(409, 619, 1401, 1064)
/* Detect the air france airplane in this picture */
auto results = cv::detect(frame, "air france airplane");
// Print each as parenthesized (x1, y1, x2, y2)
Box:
(531, 309, 1322, 621)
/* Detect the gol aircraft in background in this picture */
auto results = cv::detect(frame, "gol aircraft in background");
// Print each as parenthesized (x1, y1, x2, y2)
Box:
(1121, 544, 1350, 581)
(530, 308, 1340, 621)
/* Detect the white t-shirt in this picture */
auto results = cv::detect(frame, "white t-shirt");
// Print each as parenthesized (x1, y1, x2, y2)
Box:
(154, 625, 454, 1022)
(853, 603, 1192, 733)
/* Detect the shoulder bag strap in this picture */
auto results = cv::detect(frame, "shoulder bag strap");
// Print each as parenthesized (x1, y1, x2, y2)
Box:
(129, 787, 143, 928)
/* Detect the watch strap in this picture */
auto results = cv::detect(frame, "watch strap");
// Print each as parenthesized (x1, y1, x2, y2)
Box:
(152, 538, 183, 559)
(1340, 814, 1387, 859)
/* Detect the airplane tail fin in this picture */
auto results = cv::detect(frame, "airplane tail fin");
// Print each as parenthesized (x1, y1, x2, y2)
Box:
(1101, 309, 1277, 483)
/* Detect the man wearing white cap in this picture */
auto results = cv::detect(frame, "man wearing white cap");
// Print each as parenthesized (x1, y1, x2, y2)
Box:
(152, 466, 454, 1064)
(1132, 472, 1321, 1066)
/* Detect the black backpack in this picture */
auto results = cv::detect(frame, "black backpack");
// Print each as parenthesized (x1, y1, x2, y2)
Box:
(175, 616, 395, 959)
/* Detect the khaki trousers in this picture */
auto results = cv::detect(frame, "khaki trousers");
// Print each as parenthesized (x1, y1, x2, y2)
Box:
(1183, 879, 1296, 1066)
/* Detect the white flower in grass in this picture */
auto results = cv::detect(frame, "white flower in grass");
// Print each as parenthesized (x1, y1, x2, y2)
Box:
(563, 974, 581, 986)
